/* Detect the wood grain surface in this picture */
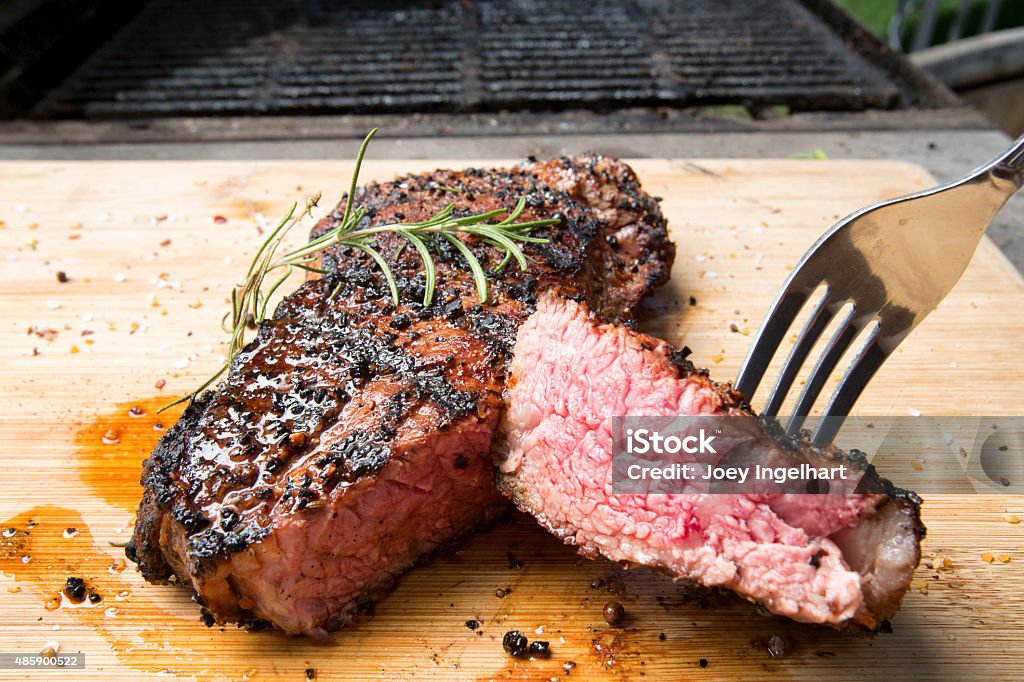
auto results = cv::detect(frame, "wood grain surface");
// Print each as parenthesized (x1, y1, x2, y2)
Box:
(0, 158, 1022, 681)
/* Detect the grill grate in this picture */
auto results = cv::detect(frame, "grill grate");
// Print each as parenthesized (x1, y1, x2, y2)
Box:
(32, 0, 906, 119)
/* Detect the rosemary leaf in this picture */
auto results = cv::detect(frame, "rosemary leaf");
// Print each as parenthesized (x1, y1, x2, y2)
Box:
(349, 241, 399, 304)
(341, 129, 377, 229)
(259, 265, 294, 321)
(399, 231, 436, 306)
(442, 232, 490, 304)
(498, 196, 528, 224)
(462, 225, 528, 271)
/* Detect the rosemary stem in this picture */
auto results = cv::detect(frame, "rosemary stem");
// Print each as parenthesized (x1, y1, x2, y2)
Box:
(162, 128, 560, 413)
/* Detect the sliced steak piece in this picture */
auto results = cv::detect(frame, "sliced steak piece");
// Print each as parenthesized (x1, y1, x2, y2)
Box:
(129, 155, 674, 636)
(497, 293, 924, 630)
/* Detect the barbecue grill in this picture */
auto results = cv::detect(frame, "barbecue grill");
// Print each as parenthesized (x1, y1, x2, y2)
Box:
(2, 0, 957, 125)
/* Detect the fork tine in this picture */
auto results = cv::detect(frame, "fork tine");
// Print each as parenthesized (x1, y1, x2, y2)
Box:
(785, 307, 863, 436)
(762, 290, 834, 417)
(811, 332, 888, 445)
(734, 290, 810, 401)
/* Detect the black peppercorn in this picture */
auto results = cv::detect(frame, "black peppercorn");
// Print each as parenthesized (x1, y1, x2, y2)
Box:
(502, 630, 529, 658)
(63, 576, 86, 603)
(528, 641, 550, 657)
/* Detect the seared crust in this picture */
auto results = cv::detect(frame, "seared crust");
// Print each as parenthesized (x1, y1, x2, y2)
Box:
(127, 391, 214, 583)
(130, 155, 674, 633)
(312, 154, 674, 322)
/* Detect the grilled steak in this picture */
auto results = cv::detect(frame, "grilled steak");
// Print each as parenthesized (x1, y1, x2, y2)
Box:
(498, 293, 924, 630)
(128, 155, 674, 636)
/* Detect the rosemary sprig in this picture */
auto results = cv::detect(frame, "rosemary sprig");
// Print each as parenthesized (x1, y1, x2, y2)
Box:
(160, 129, 557, 412)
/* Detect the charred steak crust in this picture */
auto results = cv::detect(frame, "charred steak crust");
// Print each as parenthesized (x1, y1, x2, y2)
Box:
(130, 155, 674, 635)
(311, 155, 675, 322)
(497, 293, 925, 631)
(127, 391, 215, 583)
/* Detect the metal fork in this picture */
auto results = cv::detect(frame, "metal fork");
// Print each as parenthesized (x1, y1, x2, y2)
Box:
(735, 135, 1024, 446)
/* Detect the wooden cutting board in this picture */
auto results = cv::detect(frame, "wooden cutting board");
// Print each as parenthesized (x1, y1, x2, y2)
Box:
(0, 158, 1022, 682)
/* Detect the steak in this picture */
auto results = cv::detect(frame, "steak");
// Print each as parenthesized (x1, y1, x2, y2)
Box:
(497, 293, 924, 630)
(128, 155, 674, 636)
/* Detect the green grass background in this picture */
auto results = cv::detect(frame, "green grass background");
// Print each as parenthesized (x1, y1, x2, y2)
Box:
(835, 0, 1024, 46)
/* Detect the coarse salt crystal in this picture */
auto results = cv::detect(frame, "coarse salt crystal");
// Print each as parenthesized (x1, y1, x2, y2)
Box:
(46, 299, 61, 310)
(908, 408, 922, 417)
(253, 213, 273, 231)
(172, 357, 190, 369)
(113, 273, 126, 283)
